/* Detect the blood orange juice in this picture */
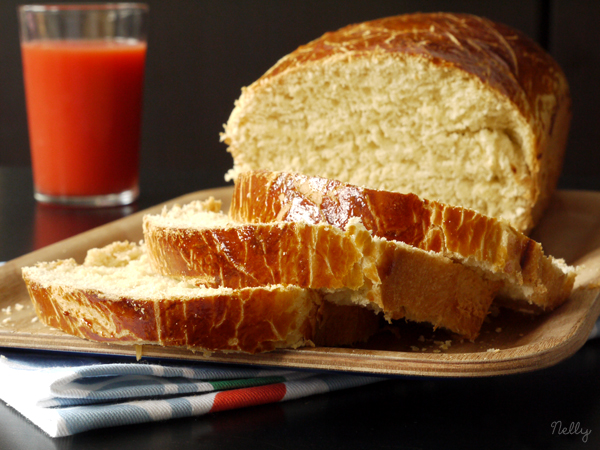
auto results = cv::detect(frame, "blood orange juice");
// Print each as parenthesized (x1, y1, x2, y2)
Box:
(21, 40, 146, 202)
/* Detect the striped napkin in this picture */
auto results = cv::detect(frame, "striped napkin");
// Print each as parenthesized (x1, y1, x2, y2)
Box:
(0, 351, 383, 437)
(2, 320, 599, 438)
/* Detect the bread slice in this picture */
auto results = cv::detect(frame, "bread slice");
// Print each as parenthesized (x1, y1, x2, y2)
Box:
(21, 241, 380, 354)
(143, 198, 498, 339)
(230, 171, 576, 314)
(221, 12, 571, 233)
(144, 197, 370, 290)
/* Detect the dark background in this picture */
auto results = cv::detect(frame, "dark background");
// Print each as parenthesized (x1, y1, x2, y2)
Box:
(1, 4, 600, 448)
(1, 0, 599, 196)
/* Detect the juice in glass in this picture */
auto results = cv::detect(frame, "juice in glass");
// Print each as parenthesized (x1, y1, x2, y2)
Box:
(18, 3, 148, 207)
(21, 40, 147, 203)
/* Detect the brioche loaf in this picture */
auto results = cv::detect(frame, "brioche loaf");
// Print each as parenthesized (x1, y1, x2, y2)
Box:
(221, 12, 571, 233)
(143, 198, 498, 339)
(231, 171, 576, 313)
(22, 241, 381, 354)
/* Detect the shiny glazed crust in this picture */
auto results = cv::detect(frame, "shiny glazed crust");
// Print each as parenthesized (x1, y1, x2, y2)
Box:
(145, 201, 497, 339)
(22, 253, 380, 354)
(23, 275, 317, 354)
(144, 219, 367, 290)
(231, 171, 576, 312)
(224, 12, 571, 233)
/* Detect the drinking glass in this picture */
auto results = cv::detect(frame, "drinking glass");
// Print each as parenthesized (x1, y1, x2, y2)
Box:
(18, 3, 149, 207)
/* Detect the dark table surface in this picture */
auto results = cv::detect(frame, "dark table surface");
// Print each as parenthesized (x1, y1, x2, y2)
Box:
(1, 166, 600, 450)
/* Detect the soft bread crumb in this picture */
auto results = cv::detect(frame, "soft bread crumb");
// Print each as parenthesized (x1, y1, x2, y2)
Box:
(23, 241, 246, 301)
(223, 51, 534, 230)
(146, 198, 229, 229)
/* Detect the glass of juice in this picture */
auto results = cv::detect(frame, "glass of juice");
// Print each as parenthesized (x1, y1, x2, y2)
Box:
(18, 3, 148, 207)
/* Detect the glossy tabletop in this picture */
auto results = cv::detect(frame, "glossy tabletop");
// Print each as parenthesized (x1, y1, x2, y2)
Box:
(1, 166, 600, 450)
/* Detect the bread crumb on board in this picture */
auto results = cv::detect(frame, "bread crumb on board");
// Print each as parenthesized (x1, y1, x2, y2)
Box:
(135, 345, 143, 361)
(410, 338, 453, 353)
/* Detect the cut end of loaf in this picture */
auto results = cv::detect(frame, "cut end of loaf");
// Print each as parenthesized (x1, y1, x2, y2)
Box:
(223, 12, 572, 234)
(224, 54, 534, 230)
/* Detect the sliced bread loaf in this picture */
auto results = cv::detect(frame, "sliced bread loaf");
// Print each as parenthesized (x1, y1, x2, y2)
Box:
(221, 12, 571, 233)
(230, 171, 576, 313)
(143, 198, 498, 339)
(22, 241, 380, 353)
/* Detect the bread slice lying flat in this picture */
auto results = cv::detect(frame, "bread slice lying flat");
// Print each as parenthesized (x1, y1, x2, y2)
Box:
(144, 197, 371, 291)
(143, 198, 498, 339)
(22, 241, 380, 354)
(221, 12, 571, 233)
(231, 171, 576, 314)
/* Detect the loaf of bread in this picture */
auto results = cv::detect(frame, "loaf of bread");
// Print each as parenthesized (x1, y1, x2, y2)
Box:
(221, 12, 571, 233)
(21, 13, 576, 355)
(21, 241, 380, 354)
(143, 198, 498, 339)
(231, 171, 576, 313)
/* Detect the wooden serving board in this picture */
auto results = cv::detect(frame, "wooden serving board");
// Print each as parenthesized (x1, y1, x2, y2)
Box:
(1, 187, 599, 377)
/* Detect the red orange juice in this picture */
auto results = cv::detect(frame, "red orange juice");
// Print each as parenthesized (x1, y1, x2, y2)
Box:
(21, 40, 146, 200)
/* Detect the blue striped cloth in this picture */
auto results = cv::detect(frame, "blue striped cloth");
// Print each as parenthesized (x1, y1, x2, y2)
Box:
(0, 351, 383, 437)
(1, 319, 598, 438)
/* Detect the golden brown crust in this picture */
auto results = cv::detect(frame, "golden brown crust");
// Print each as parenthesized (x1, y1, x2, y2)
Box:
(231, 171, 575, 312)
(263, 13, 568, 130)
(22, 275, 321, 354)
(22, 240, 385, 354)
(227, 12, 571, 233)
(145, 200, 498, 339)
(143, 219, 366, 290)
